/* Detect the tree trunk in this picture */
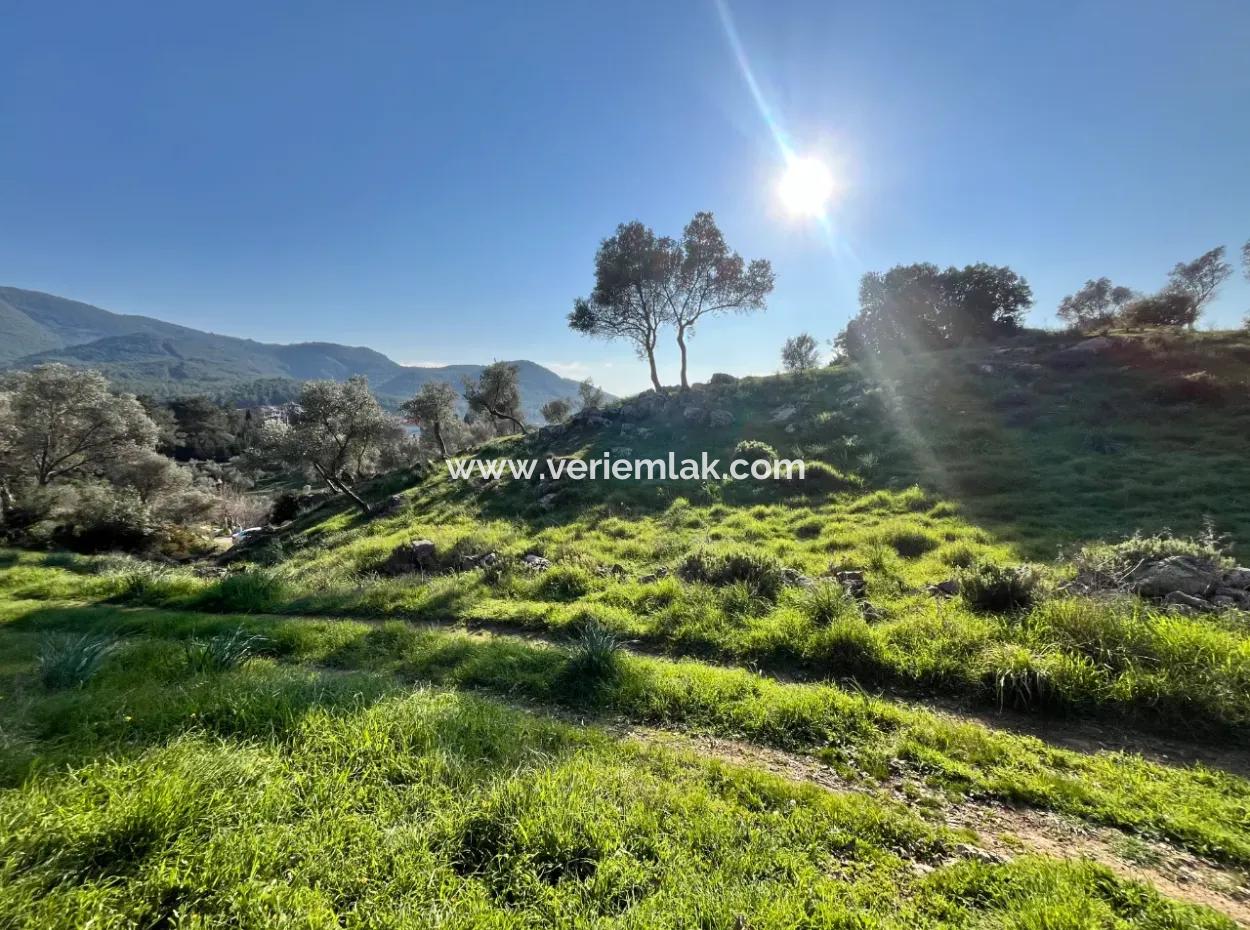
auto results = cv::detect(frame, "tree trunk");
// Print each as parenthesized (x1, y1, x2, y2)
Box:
(433, 420, 449, 458)
(646, 346, 662, 392)
(484, 404, 529, 435)
(313, 462, 372, 515)
(676, 325, 690, 390)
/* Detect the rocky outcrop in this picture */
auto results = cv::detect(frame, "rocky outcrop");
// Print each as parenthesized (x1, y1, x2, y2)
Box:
(381, 539, 438, 575)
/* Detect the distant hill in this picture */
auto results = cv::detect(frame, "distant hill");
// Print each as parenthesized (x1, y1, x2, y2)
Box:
(0, 287, 601, 417)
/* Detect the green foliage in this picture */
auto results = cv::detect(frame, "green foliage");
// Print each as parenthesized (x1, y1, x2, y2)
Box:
(184, 629, 268, 674)
(732, 439, 778, 463)
(194, 570, 287, 613)
(37, 633, 116, 689)
(959, 563, 1045, 613)
(561, 620, 623, 690)
(677, 548, 788, 600)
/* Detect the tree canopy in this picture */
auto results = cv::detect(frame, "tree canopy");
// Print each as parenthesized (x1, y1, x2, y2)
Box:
(463, 362, 527, 435)
(401, 381, 459, 458)
(781, 333, 820, 372)
(1165, 246, 1232, 315)
(1056, 278, 1137, 331)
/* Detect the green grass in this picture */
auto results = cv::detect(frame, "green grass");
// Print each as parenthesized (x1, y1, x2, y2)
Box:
(3, 600, 1249, 871)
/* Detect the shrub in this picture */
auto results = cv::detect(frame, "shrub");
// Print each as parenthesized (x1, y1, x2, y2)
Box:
(979, 643, 1056, 710)
(270, 492, 302, 524)
(1072, 530, 1230, 590)
(38, 633, 117, 689)
(677, 548, 788, 600)
(1119, 291, 1198, 328)
(732, 440, 777, 464)
(1150, 371, 1226, 406)
(185, 629, 268, 674)
(50, 484, 157, 554)
(958, 563, 1044, 613)
(784, 461, 857, 495)
(196, 570, 287, 613)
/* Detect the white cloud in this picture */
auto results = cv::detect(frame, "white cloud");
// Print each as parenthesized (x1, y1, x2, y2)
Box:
(399, 359, 451, 368)
(542, 360, 593, 379)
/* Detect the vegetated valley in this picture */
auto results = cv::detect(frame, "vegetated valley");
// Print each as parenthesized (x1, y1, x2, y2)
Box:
(3, 329, 1250, 928)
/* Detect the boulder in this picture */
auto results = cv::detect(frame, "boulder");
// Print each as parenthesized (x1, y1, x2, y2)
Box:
(1164, 590, 1212, 612)
(709, 372, 737, 385)
(382, 539, 438, 575)
(521, 553, 551, 571)
(683, 405, 706, 424)
(709, 408, 734, 428)
(459, 551, 499, 570)
(1223, 567, 1250, 589)
(1126, 556, 1219, 598)
(927, 579, 960, 598)
(771, 405, 798, 423)
(833, 569, 867, 600)
(781, 567, 814, 588)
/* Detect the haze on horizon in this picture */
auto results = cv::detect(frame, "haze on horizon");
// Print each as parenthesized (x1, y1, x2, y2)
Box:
(2, 0, 1248, 396)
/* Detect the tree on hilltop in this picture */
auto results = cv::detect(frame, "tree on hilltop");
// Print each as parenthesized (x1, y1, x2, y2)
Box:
(540, 398, 573, 424)
(1056, 277, 1136, 331)
(1165, 246, 1232, 320)
(664, 212, 774, 389)
(781, 333, 820, 372)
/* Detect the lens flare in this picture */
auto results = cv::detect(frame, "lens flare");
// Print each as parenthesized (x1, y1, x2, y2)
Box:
(778, 156, 835, 217)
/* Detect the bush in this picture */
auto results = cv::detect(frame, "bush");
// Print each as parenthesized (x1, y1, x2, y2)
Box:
(677, 548, 788, 600)
(195, 570, 287, 613)
(784, 461, 857, 495)
(270, 492, 302, 524)
(732, 440, 777, 464)
(50, 484, 157, 554)
(38, 633, 117, 688)
(535, 565, 593, 601)
(1073, 530, 1230, 589)
(185, 629, 268, 674)
(958, 563, 1044, 613)
(1150, 371, 1226, 406)
(1119, 292, 1198, 328)
(803, 582, 855, 625)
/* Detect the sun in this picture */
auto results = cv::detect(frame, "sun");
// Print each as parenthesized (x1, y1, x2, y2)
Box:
(777, 156, 835, 217)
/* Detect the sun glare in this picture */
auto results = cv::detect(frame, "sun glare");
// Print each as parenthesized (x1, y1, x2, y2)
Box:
(777, 156, 835, 217)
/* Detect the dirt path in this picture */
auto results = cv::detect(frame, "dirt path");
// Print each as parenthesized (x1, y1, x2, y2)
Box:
(627, 727, 1250, 926)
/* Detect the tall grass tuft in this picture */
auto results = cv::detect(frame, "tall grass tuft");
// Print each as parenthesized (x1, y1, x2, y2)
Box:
(184, 629, 269, 674)
(37, 633, 117, 689)
(561, 621, 622, 691)
(959, 563, 1045, 613)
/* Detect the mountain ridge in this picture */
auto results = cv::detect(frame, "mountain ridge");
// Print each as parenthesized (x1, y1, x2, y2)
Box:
(0, 286, 599, 415)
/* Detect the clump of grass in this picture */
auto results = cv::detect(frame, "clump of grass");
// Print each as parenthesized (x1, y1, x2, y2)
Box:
(881, 527, 939, 558)
(732, 439, 778, 463)
(802, 582, 855, 625)
(561, 621, 622, 691)
(1073, 530, 1231, 589)
(195, 570, 287, 613)
(37, 633, 117, 689)
(535, 565, 593, 601)
(677, 548, 788, 600)
(959, 563, 1045, 613)
(184, 629, 268, 674)
(785, 461, 858, 494)
(980, 643, 1055, 710)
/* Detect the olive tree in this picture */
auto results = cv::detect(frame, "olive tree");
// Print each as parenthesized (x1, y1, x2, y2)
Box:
(281, 376, 390, 514)
(401, 381, 459, 458)
(0, 364, 158, 488)
(1165, 246, 1232, 318)
(1056, 278, 1136, 331)
(577, 378, 605, 410)
(463, 362, 528, 435)
(540, 398, 573, 424)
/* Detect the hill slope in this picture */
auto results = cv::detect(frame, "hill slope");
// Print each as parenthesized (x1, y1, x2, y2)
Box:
(0, 287, 597, 415)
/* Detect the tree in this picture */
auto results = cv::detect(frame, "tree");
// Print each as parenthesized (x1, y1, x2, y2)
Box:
(569, 221, 675, 391)
(1118, 292, 1199, 329)
(1165, 246, 1232, 319)
(663, 212, 774, 389)
(463, 362, 528, 435)
(577, 378, 605, 410)
(840, 263, 1033, 355)
(1056, 277, 1136, 331)
(1242, 239, 1250, 280)
(283, 376, 390, 514)
(0, 364, 158, 488)
(781, 333, 820, 372)
(540, 398, 573, 424)
(400, 381, 459, 458)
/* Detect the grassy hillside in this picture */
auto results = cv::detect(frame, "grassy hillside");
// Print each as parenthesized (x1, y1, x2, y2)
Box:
(4, 330, 1250, 926)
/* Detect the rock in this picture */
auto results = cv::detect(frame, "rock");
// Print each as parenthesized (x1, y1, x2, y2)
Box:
(781, 567, 814, 588)
(1052, 337, 1115, 365)
(459, 551, 499, 570)
(861, 602, 885, 622)
(709, 408, 734, 428)
(382, 539, 438, 575)
(1214, 586, 1250, 605)
(682, 405, 706, 424)
(1223, 567, 1250, 589)
(538, 493, 560, 509)
(639, 567, 670, 583)
(709, 372, 737, 385)
(954, 843, 1009, 865)
(1127, 556, 1218, 598)
(833, 569, 867, 600)
(1164, 590, 1212, 612)
(927, 579, 960, 597)
(770, 404, 798, 423)
(595, 563, 627, 578)
(371, 494, 405, 517)
(1211, 595, 1237, 609)
(521, 553, 551, 571)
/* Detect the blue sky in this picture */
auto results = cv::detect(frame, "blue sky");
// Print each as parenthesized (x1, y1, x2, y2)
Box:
(2, 0, 1248, 395)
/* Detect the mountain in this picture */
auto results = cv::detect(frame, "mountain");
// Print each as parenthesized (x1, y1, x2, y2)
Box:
(0, 287, 601, 416)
